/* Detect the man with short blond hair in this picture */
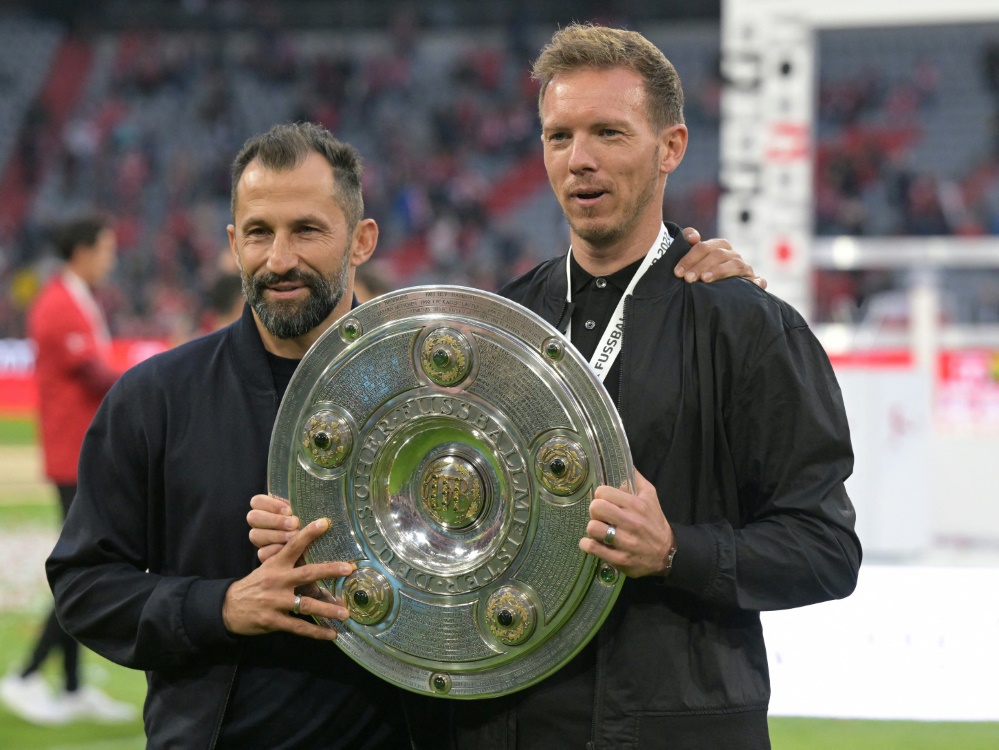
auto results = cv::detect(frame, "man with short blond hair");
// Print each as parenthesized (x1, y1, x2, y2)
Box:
(443, 24, 860, 749)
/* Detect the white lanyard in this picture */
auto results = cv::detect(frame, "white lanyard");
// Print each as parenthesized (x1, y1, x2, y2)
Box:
(565, 223, 673, 382)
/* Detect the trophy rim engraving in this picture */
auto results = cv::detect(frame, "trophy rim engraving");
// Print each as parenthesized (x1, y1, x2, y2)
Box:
(268, 285, 633, 699)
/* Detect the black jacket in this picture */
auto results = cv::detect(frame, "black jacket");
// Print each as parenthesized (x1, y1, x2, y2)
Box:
(448, 224, 862, 749)
(47, 305, 407, 749)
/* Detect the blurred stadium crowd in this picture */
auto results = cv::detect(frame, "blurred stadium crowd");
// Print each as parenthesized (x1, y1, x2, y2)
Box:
(815, 25, 999, 238)
(1, 1, 998, 339)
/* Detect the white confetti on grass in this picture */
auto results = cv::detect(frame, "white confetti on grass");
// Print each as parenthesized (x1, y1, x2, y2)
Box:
(0, 442, 61, 613)
(0, 527, 57, 613)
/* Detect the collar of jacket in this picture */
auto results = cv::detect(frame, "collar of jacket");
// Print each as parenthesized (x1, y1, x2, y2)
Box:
(228, 294, 363, 396)
(230, 302, 279, 395)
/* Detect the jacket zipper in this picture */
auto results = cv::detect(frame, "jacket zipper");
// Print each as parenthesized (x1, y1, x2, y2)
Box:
(617, 298, 629, 409)
(211, 370, 271, 748)
(588, 299, 629, 750)
(209, 661, 240, 749)
(554, 299, 571, 335)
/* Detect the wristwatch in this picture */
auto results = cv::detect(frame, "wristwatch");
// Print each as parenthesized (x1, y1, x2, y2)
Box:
(663, 543, 678, 577)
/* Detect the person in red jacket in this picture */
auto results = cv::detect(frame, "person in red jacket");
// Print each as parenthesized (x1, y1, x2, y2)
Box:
(0, 214, 135, 725)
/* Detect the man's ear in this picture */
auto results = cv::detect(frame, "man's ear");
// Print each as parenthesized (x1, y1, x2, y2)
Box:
(659, 124, 688, 175)
(350, 218, 379, 267)
(227, 224, 241, 270)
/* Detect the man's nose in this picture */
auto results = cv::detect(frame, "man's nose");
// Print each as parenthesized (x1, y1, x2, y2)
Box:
(267, 232, 298, 274)
(567, 136, 597, 173)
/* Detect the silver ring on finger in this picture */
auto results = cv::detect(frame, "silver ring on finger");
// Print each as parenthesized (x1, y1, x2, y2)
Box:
(603, 524, 617, 547)
(292, 594, 302, 615)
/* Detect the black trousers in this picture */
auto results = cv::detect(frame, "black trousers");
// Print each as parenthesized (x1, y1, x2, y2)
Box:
(21, 483, 80, 692)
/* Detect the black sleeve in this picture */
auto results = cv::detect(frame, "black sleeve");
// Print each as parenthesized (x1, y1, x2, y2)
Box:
(46, 369, 238, 670)
(668, 313, 862, 611)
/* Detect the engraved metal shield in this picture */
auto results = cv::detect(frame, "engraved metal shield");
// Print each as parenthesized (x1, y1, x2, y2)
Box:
(268, 286, 632, 698)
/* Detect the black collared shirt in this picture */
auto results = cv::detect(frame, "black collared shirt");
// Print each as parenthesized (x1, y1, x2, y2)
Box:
(567, 252, 645, 404)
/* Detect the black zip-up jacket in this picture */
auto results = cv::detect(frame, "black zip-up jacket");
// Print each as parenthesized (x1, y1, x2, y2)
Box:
(446, 223, 862, 749)
(46, 304, 407, 749)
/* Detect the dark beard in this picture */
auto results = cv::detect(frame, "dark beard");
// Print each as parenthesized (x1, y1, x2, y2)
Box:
(242, 260, 348, 340)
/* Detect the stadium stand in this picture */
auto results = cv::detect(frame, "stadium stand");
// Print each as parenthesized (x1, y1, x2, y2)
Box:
(1, 7, 997, 338)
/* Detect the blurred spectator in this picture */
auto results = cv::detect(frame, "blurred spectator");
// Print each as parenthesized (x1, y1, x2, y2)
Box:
(902, 175, 952, 235)
(353, 260, 397, 303)
(204, 273, 245, 331)
(1, 214, 135, 725)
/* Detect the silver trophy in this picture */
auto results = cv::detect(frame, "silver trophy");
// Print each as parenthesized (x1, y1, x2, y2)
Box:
(268, 286, 632, 698)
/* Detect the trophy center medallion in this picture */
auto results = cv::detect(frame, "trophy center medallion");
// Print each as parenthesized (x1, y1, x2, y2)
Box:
(420, 455, 485, 530)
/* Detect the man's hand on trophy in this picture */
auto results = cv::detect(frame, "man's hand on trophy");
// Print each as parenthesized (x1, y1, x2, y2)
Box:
(248, 493, 298, 562)
(224, 514, 353, 639)
(580, 469, 677, 579)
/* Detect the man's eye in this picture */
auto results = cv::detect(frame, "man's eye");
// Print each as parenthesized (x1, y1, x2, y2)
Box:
(601, 129, 621, 137)
(547, 133, 568, 142)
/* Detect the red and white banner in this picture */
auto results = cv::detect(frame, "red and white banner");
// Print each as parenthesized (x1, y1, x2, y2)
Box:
(0, 338, 168, 415)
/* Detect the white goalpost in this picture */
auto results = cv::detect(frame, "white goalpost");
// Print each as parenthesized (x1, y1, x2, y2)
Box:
(719, 0, 999, 319)
(719, 0, 999, 561)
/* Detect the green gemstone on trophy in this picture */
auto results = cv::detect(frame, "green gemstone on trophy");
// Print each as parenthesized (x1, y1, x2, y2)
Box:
(433, 348, 451, 368)
(302, 411, 353, 469)
(599, 563, 618, 584)
(420, 328, 472, 386)
(543, 337, 564, 360)
(431, 673, 451, 693)
(486, 587, 537, 645)
(341, 318, 361, 341)
(536, 437, 588, 496)
(343, 568, 393, 625)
